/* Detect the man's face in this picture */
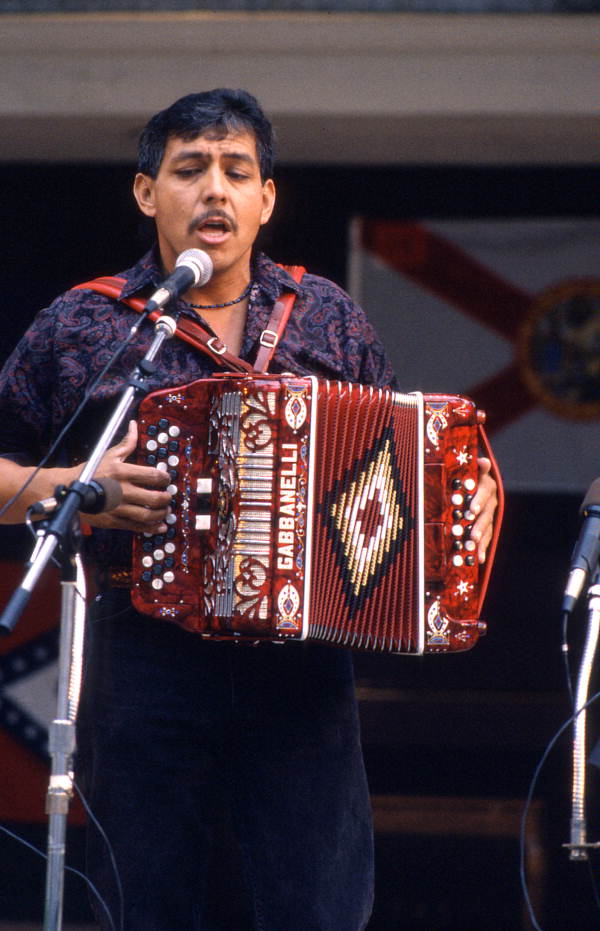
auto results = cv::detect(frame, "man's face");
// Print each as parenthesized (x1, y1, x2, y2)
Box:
(133, 128, 275, 283)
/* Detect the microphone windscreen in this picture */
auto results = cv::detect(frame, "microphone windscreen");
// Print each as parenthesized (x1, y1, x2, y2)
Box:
(175, 249, 213, 287)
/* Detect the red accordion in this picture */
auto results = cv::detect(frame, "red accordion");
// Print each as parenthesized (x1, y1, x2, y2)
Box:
(132, 374, 502, 653)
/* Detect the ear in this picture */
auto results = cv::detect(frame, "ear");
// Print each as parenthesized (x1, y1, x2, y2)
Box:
(133, 173, 157, 217)
(260, 178, 276, 226)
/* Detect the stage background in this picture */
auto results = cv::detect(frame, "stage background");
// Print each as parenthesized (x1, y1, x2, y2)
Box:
(0, 161, 599, 928)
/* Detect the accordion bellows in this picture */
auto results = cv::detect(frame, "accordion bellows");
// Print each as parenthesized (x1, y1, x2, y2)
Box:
(132, 374, 500, 654)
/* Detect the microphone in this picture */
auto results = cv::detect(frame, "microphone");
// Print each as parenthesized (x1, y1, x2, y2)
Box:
(28, 477, 123, 518)
(563, 478, 600, 614)
(144, 249, 213, 313)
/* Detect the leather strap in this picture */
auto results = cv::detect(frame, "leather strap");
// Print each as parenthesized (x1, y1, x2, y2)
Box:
(476, 420, 505, 616)
(72, 265, 305, 375)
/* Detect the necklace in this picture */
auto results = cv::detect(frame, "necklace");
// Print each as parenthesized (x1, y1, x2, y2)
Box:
(188, 281, 253, 310)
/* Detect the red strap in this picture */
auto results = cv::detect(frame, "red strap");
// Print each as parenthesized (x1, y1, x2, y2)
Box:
(476, 421, 505, 616)
(71, 266, 305, 374)
(254, 265, 305, 373)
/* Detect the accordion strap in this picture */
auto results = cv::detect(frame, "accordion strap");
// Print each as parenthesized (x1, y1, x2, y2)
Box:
(71, 264, 305, 374)
(476, 420, 505, 617)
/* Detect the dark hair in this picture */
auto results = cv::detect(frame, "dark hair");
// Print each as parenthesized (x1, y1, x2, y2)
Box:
(138, 88, 275, 181)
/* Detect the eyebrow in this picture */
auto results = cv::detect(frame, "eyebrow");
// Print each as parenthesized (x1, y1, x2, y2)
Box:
(170, 149, 256, 167)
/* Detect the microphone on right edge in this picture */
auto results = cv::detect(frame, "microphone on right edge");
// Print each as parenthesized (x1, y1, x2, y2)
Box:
(562, 478, 600, 614)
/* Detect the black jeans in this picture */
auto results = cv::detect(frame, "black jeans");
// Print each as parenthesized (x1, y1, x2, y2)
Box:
(76, 590, 374, 930)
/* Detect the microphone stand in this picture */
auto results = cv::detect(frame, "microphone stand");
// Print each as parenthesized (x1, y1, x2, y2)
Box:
(565, 569, 600, 860)
(0, 308, 180, 931)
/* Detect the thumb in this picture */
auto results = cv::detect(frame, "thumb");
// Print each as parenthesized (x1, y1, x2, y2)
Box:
(113, 419, 138, 461)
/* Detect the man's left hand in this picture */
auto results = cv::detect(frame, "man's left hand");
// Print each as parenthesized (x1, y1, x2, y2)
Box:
(469, 457, 498, 564)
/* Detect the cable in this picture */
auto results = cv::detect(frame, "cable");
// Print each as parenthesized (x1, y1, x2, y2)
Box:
(74, 780, 124, 931)
(0, 820, 116, 931)
(520, 688, 600, 930)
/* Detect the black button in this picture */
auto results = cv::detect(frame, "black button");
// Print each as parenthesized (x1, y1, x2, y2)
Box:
(142, 570, 152, 582)
(466, 555, 475, 566)
(146, 454, 157, 466)
(158, 418, 169, 429)
(147, 424, 158, 436)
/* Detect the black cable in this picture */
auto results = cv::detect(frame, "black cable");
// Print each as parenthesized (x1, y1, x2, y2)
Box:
(0, 820, 116, 931)
(520, 688, 600, 930)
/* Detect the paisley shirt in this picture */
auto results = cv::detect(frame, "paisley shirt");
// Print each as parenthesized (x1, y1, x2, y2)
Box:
(0, 246, 396, 567)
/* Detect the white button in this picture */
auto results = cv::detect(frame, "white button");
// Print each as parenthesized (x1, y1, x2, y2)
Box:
(166, 513, 177, 525)
(165, 542, 176, 554)
(465, 540, 477, 552)
(453, 555, 464, 567)
(142, 556, 153, 568)
(151, 578, 164, 590)
(169, 425, 180, 437)
(157, 461, 168, 472)
(146, 439, 158, 452)
(168, 455, 180, 467)
(464, 478, 476, 492)
(451, 525, 464, 537)
(163, 571, 175, 584)
(153, 549, 165, 561)
(157, 432, 169, 444)
(167, 484, 178, 496)
(451, 493, 464, 506)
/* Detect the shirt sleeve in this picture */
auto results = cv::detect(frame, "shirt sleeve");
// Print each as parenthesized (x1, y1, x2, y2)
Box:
(0, 300, 59, 465)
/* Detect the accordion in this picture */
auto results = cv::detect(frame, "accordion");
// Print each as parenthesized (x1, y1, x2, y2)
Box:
(132, 374, 502, 654)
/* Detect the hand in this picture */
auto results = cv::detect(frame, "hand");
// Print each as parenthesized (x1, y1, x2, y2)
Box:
(87, 420, 172, 532)
(468, 457, 498, 564)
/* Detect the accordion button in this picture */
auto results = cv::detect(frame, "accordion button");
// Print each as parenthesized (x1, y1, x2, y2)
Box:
(142, 571, 152, 582)
(142, 556, 153, 568)
(451, 525, 464, 537)
(165, 542, 176, 554)
(166, 513, 177, 525)
(167, 484, 178, 496)
(465, 540, 477, 553)
(164, 557, 174, 568)
(157, 462, 168, 472)
(146, 439, 158, 452)
(451, 493, 464, 506)
(163, 571, 175, 584)
(452, 541, 463, 552)
(152, 578, 164, 590)
(147, 424, 158, 436)
(465, 555, 476, 566)
(158, 418, 169, 429)
(465, 509, 475, 521)
(168, 440, 179, 452)
(157, 432, 169, 444)
(168, 455, 180, 467)
(153, 549, 165, 561)
(166, 528, 176, 539)
(452, 479, 462, 490)
(146, 455, 157, 466)
(168, 425, 180, 437)
(158, 447, 167, 458)
(453, 555, 464, 567)
(464, 478, 476, 492)
(452, 509, 463, 521)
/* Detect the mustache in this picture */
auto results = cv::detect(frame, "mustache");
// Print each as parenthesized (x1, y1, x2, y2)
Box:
(188, 209, 237, 235)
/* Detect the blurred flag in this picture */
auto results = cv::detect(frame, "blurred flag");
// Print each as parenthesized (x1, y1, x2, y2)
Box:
(350, 217, 600, 493)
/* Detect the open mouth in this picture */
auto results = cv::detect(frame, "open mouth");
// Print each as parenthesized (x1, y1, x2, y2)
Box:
(195, 212, 234, 242)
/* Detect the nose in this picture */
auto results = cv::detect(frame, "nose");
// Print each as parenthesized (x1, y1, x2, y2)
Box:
(201, 164, 227, 204)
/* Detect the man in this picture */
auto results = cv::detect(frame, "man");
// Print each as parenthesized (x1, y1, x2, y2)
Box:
(0, 90, 497, 930)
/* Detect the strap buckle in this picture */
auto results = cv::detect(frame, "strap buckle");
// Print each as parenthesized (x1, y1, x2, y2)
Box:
(207, 336, 227, 356)
(259, 328, 279, 349)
